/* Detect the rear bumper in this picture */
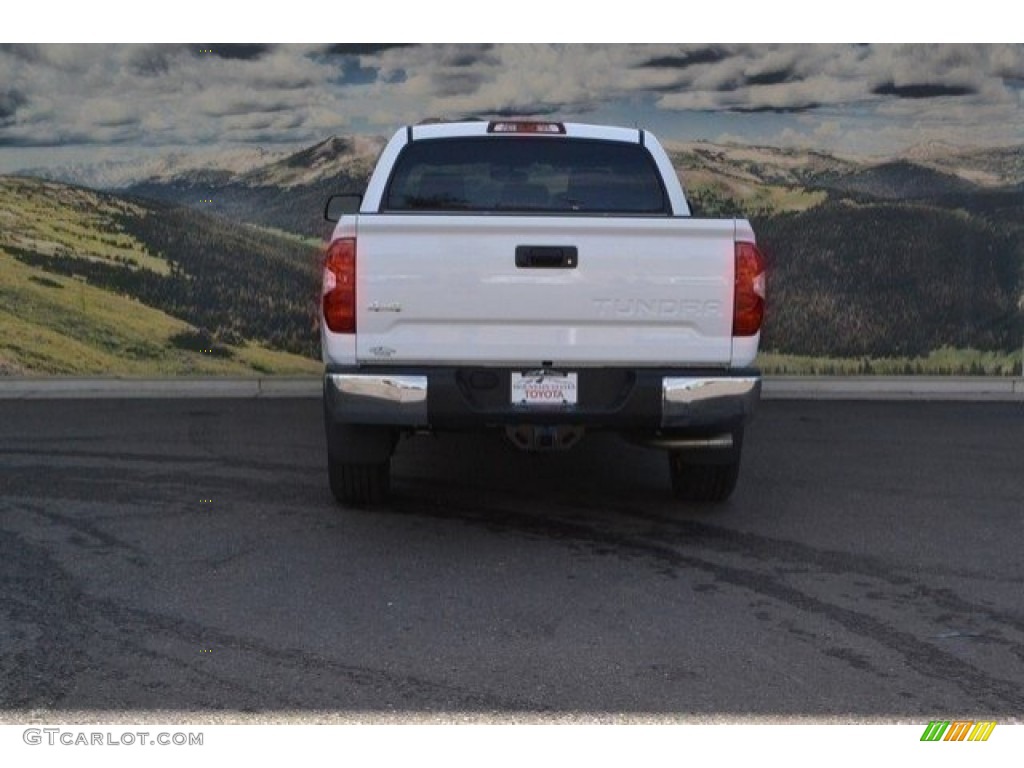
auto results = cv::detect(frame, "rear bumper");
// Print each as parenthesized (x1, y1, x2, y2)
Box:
(326, 373, 430, 426)
(324, 367, 759, 433)
(661, 376, 760, 428)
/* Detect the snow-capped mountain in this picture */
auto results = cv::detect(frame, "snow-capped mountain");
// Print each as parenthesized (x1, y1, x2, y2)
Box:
(22, 146, 292, 189)
(239, 135, 384, 188)
(19, 134, 385, 191)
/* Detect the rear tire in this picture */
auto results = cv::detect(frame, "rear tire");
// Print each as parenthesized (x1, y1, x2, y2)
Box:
(324, 420, 396, 507)
(668, 429, 743, 503)
(328, 457, 391, 506)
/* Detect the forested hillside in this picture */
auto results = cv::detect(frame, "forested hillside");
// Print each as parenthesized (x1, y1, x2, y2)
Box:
(126, 178, 355, 243)
(116, 203, 322, 356)
(666, 141, 1024, 361)
(0, 176, 322, 374)
(755, 202, 1022, 357)
(125, 137, 376, 240)
(8, 135, 1024, 375)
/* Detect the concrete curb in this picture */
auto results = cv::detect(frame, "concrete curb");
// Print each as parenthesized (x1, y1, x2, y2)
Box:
(0, 376, 1021, 401)
(0, 377, 320, 399)
(763, 376, 1024, 401)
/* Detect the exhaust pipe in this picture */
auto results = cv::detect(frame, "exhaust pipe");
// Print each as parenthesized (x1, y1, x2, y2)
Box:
(639, 433, 734, 450)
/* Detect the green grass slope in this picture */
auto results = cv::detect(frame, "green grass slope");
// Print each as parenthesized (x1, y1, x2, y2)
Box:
(0, 176, 321, 376)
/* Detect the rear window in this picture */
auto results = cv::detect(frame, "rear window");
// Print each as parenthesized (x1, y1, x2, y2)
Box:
(383, 137, 669, 214)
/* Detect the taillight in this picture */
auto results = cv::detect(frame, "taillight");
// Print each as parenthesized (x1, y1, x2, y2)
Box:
(733, 241, 766, 337)
(322, 238, 356, 333)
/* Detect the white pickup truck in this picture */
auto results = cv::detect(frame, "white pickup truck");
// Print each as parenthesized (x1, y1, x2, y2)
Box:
(321, 119, 765, 505)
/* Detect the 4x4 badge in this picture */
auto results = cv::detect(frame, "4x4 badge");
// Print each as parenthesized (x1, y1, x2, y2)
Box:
(367, 301, 402, 313)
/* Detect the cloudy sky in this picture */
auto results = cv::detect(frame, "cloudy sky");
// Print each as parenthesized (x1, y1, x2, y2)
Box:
(1, 44, 1022, 173)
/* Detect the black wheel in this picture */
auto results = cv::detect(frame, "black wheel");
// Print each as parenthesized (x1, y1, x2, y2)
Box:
(323, 419, 397, 507)
(328, 456, 391, 506)
(667, 430, 743, 503)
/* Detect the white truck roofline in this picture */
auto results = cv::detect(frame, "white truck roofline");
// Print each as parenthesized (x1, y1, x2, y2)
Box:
(409, 121, 643, 142)
(360, 121, 691, 217)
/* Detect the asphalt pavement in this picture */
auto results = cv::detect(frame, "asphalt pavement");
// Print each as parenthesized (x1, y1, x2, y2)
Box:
(1, 398, 1022, 723)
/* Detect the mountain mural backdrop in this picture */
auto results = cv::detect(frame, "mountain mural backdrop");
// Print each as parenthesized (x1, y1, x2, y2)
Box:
(1, 134, 1022, 375)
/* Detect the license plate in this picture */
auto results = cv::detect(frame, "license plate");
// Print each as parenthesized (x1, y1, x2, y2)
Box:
(511, 371, 578, 406)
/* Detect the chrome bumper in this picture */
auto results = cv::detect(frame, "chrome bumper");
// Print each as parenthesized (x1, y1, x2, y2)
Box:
(661, 376, 761, 428)
(326, 372, 759, 429)
(326, 374, 429, 426)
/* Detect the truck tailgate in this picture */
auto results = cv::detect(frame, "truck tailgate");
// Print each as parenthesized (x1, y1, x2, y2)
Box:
(355, 215, 737, 367)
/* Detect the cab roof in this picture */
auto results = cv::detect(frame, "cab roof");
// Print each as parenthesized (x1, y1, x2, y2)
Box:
(407, 120, 645, 145)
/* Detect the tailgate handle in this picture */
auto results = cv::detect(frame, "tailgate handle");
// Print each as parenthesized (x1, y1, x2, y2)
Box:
(515, 245, 578, 269)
